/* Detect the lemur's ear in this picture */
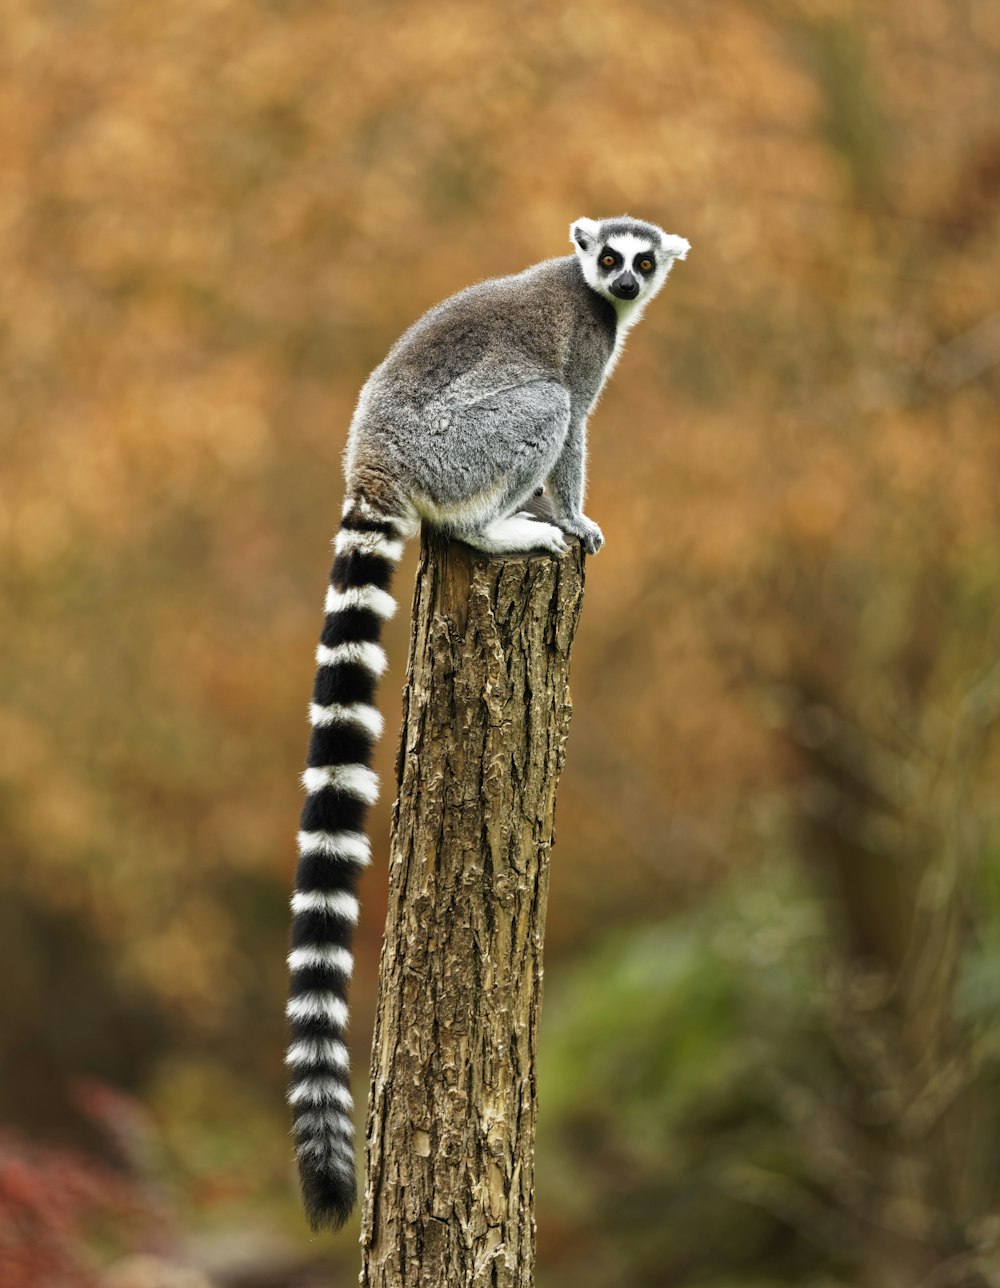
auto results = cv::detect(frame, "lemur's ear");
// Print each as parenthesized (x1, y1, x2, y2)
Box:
(570, 218, 600, 252)
(661, 233, 691, 262)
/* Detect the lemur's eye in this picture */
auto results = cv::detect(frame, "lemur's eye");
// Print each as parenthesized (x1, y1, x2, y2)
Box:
(601, 255, 616, 268)
(639, 258, 653, 272)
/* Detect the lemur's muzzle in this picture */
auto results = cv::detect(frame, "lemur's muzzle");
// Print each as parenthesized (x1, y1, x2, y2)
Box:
(611, 273, 638, 300)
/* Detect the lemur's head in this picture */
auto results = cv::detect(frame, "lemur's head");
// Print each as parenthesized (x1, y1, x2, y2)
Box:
(570, 215, 690, 314)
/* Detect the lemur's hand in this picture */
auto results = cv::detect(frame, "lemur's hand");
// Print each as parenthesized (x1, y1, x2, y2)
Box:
(561, 514, 605, 555)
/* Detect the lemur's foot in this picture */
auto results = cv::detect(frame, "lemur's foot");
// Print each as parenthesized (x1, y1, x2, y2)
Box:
(560, 514, 605, 555)
(460, 515, 570, 556)
(528, 522, 571, 556)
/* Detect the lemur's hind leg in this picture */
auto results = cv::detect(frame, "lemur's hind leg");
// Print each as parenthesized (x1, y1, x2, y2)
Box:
(460, 467, 569, 555)
(420, 381, 572, 556)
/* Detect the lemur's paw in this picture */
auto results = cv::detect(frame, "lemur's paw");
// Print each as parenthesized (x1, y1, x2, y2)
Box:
(530, 521, 571, 555)
(461, 515, 569, 556)
(561, 514, 605, 555)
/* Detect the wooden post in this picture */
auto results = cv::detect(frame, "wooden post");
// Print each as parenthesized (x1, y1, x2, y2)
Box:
(360, 528, 586, 1288)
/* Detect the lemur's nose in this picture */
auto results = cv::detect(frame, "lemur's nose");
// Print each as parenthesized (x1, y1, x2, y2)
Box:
(616, 273, 638, 296)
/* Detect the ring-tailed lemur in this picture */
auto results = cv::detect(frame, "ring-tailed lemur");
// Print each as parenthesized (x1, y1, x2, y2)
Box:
(286, 215, 690, 1231)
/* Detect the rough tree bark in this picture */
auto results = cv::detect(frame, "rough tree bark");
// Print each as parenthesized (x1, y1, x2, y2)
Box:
(360, 528, 586, 1288)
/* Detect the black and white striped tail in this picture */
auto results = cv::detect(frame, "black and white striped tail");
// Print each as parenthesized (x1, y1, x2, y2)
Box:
(287, 501, 406, 1232)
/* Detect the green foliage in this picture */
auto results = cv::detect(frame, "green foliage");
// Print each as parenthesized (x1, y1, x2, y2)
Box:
(538, 870, 837, 1287)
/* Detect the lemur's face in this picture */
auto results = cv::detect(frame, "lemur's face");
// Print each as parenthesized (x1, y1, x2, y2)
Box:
(570, 217, 689, 313)
(593, 234, 660, 301)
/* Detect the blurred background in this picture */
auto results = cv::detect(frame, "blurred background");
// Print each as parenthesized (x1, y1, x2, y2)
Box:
(2, 0, 999, 1284)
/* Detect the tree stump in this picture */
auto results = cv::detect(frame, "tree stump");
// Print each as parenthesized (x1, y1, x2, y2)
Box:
(360, 528, 586, 1288)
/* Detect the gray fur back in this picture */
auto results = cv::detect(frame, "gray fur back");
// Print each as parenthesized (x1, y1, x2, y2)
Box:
(345, 256, 616, 509)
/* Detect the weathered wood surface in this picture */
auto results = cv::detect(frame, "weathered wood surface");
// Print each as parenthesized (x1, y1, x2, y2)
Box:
(360, 528, 586, 1288)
